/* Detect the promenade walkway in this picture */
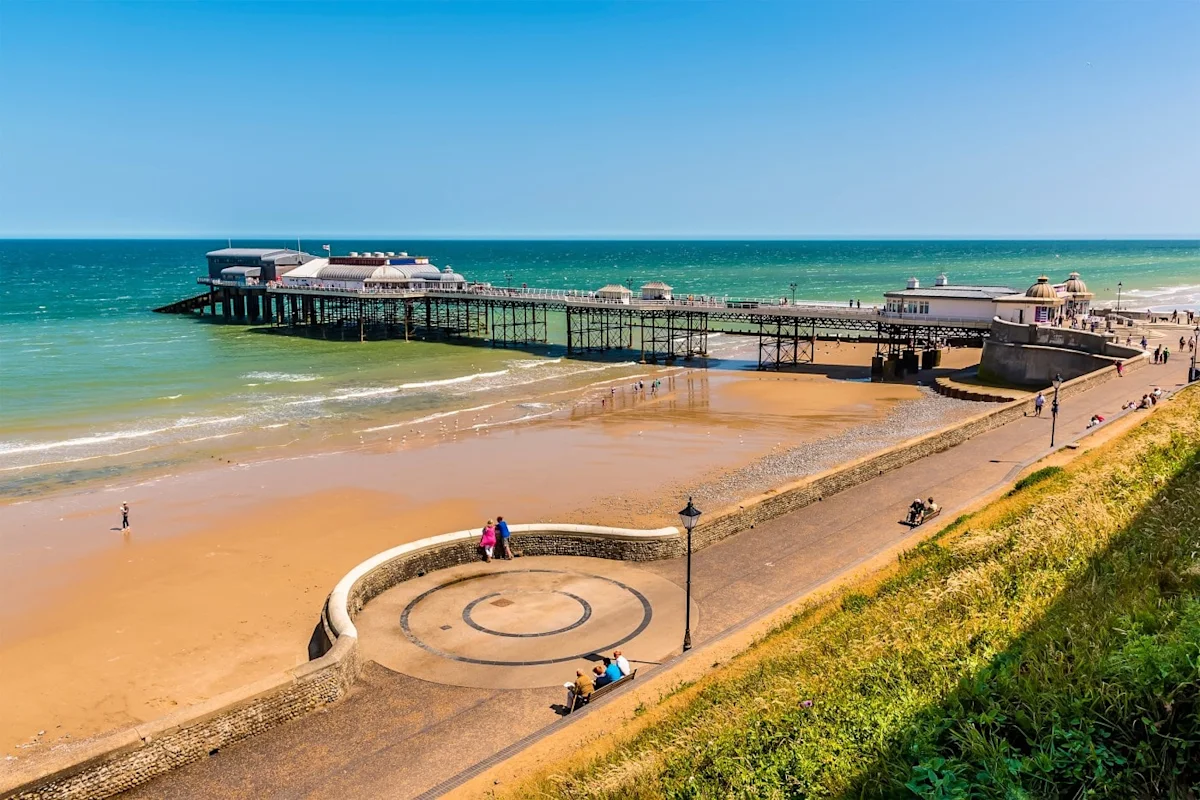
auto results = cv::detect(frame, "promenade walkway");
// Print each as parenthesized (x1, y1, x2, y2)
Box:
(124, 354, 1192, 800)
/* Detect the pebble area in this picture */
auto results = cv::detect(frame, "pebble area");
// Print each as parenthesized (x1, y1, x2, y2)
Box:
(623, 387, 983, 522)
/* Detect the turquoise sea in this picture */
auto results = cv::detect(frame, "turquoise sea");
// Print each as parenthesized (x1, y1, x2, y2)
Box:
(2, 239, 1198, 496)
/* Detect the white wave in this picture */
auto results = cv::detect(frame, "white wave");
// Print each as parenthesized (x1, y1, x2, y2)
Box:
(0, 445, 158, 472)
(180, 432, 243, 445)
(332, 386, 399, 400)
(356, 401, 507, 433)
(0, 416, 245, 456)
(463, 361, 637, 394)
(261, 423, 289, 429)
(397, 369, 509, 390)
(510, 358, 563, 369)
(470, 409, 557, 430)
(159, 394, 183, 400)
(516, 402, 551, 410)
(243, 371, 320, 383)
(1118, 283, 1200, 312)
(287, 369, 511, 407)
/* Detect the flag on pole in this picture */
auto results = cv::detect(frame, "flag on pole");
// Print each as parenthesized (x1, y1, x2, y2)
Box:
(322, 244, 331, 253)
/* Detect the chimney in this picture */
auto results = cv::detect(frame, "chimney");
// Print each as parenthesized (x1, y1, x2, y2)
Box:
(907, 277, 920, 290)
(935, 273, 948, 287)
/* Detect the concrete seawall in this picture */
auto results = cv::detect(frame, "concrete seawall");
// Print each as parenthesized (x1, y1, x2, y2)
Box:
(2, 354, 1148, 800)
(980, 318, 1145, 386)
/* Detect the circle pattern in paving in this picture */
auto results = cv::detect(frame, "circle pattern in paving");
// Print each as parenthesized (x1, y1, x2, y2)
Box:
(355, 556, 694, 689)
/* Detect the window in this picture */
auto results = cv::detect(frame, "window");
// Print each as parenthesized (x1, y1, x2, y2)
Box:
(919, 301, 930, 314)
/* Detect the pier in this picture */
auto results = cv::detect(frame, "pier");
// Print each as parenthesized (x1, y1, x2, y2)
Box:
(153, 248, 1004, 375)
(170, 283, 987, 373)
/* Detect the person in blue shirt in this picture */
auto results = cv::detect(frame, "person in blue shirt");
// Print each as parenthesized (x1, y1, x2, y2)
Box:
(496, 516, 513, 560)
(603, 657, 623, 684)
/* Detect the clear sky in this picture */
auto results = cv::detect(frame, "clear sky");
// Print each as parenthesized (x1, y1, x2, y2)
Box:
(1, 1, 1197, 238)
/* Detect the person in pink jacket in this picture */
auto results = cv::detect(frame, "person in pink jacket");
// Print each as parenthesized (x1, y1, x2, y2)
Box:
(480, 520, 497, 562)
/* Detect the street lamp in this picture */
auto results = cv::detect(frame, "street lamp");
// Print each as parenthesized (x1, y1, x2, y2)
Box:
(789, 282, 797, 305)
(1050, 372, 1064, 447)
(678, 497, 702, 652)
(504, 272, 513, 288)
(1190, 326, 1199, 383)
(1117, 282, 1122, 313)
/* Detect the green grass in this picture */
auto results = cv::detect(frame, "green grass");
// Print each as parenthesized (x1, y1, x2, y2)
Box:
(523, 389, 1200, 800)
(1009, 465, 1064, 494)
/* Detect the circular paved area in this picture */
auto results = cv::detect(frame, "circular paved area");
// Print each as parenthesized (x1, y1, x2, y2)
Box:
(355, 556, 694, 689)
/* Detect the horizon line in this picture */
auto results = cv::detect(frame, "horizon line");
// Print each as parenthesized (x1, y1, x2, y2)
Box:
(2, 234, 1199, 243)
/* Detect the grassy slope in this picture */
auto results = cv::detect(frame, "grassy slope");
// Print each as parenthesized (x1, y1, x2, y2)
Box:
(523, 388, 1200, 799)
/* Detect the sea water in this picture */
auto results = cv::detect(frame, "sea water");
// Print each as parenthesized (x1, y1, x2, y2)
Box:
(2, 239, 1197, 495)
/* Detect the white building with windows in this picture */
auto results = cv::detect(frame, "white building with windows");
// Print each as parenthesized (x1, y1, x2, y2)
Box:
(883, 275, 1019, 321)
(883, 272, 1090, 325)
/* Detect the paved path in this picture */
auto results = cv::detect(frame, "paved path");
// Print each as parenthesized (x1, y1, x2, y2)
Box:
(123, 355, 1191, 800)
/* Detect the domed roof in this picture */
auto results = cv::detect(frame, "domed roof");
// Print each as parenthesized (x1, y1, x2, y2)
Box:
(1025, 275, 1058, 300)
(1063, 271, 1089, 294)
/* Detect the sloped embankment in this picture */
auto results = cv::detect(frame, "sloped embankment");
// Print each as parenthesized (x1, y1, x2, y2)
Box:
(521, 387, 1200, 799)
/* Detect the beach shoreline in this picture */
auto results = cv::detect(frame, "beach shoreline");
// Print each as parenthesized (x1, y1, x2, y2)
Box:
(0, 343, 982, 757)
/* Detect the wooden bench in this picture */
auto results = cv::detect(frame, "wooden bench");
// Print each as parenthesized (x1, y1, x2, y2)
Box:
(571, 669, 637, 712)
(902, 507, 941, 527)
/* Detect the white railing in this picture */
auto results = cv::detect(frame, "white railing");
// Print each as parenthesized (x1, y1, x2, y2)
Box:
(251, 281, 995, 326)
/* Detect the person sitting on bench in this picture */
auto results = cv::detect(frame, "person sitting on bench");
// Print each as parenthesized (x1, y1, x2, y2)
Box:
(564, 669, 593, 711)
(602, 657, 623, 685)
(924, 497, 939, 519)
(907, 498, 925, 525)
(591, 663, 611, 689)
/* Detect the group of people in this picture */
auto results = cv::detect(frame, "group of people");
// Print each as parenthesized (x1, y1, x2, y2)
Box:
(565, 650, 632, 710)
(906, 497, 939, 526)
(478, 516, 513, 561)
(600, 379, 664, 408)
(1152, 344, 1171, 364)
(1124, 387, 1164, 411)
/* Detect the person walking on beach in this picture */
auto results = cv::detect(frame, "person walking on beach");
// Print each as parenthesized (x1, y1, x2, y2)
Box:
(1034, 392, 1045, 417)
(119, 502, 130, 532)
(496, 515, 513, 560)
(480, 520, 497, 562)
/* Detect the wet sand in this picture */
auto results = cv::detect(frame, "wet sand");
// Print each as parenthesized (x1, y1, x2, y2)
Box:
(0, 343, 980, 757)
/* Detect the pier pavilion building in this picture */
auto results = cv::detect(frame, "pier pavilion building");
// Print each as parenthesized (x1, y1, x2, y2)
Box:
(883, 274, 1019, 320)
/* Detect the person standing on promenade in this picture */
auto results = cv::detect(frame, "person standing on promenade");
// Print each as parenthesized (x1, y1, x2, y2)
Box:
(496, 515, 513, 560)
(119, 502, 130, 532)
(1163, 347, 1170, 364)
(1034, 392, 1045, 417)
(480, 520, 497, 562)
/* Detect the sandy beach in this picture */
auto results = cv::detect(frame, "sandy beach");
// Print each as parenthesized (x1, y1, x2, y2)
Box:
(0, 343, 982, 757)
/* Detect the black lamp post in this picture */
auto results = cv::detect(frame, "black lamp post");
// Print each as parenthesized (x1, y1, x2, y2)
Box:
(1190, 326, 1199, 383)
(678, 497, 702, 652)
(504, 272, 513, 288)
(789, 282, 797, 305)
(1050, 372, 1064, 447)
(1116, 282, 1122, 313)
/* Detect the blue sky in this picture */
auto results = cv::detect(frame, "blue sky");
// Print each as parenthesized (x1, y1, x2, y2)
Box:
(1, 1, 1197, 238)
